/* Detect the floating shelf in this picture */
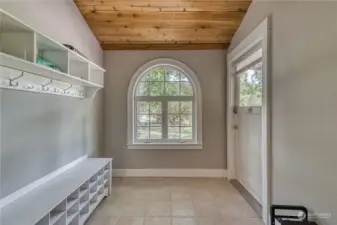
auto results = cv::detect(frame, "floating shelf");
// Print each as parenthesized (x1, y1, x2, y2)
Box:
(0, 9, 105, 98)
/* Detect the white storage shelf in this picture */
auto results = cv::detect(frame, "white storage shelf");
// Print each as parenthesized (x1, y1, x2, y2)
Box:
(0, 158, 112, 225)
(0, 9, 105, 98)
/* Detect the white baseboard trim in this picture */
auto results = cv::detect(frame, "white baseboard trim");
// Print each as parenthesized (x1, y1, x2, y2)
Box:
(0, 155, 88, 207)
(112, 169, 227, 178)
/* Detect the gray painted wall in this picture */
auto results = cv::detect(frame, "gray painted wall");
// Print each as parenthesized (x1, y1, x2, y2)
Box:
(0, 0, 103, 198)
(230, 2, 337, 225)
(103, 50, 227, 169)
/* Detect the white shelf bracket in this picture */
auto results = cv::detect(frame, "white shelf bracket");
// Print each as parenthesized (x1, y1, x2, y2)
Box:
(86, 87, 102, 99)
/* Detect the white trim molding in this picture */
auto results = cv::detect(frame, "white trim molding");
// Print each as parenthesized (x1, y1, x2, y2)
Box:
(127, 58, 203, 150)
(112, 169, 227, 178)
(127, 143, 202, 150)
(0, 155, 88, 208)
(227, 18, 271, 225)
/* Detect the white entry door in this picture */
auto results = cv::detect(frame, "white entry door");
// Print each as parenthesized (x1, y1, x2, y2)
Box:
(234, 48, 263, 203)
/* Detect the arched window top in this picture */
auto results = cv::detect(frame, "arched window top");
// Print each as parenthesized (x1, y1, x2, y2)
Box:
(128, 58, 202, 150)
(135, 65, 194, 97)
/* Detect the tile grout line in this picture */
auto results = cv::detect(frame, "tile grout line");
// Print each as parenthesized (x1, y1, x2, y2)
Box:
(170, 189, 172, 225)
(191, 200, 200, 225)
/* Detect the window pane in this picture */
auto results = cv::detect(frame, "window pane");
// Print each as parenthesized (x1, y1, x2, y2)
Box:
(180, 114, 193, 126)
(137, 101, 149, 114)
(149, 101, 162, 114)
(180, 101, 192, 114)
(137, 114, 149, 126)
(150, 114, 162, 126)
(166, 69, 180, 81)
(136, 82, 150, 96)
(180, 74, 189, 82)
(239, 64, 262, 107)
(180, 82, 193, 96)
(168, 127, 180, 139)
(168, 114, 180, 126)
(150, 127, 162, 139)
(137, 126, 149, 139)
(140, 73, 151, 82)
(168, 101, 180, 113)
(150, 68, 165, 81)
(165, 82, 179, 96)
(150, 82, 164, 96)
(181, 127, 193, 140)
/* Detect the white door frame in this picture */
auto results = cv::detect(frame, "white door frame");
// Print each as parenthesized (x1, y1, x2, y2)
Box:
(227, 18, 271, 224)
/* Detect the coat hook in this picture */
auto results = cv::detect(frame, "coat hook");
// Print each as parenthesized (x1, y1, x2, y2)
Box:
(42, 79, 53, 91)
(9, 72, 24, 87)
(62, 84, 73, 94)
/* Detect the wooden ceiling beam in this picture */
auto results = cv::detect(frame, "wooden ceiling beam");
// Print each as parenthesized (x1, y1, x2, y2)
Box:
(82, 11, 246, 23)
(101, 43, 229, 50)
(92, 27, 237, 36)
(76, 1, 250, 12)
(87, 20, 242, 30)
(97, 35, 233, 42)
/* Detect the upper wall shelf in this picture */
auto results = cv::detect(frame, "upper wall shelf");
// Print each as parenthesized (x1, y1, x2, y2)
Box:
(0, 9, 105, 98)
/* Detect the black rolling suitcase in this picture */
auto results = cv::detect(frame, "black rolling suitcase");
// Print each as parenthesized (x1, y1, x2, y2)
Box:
(271, 205, 318, 225)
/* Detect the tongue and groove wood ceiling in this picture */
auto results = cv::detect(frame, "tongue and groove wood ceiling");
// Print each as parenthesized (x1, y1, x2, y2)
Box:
(74, 0, 251, 50)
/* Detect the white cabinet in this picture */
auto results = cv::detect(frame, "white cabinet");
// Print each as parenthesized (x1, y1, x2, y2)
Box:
(0, 9, 105, 98)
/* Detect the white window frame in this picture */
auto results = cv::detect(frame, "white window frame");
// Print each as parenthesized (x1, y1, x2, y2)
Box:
(127, 58, 202, 150)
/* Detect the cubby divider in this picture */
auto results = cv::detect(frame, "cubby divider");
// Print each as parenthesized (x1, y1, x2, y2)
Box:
(66, 200, 79, 225)
(50, 211, 65, 225)
(67, 214, 79, 225)
(53, 214, 66, 225)
(98, 185, 104, 196)
(79, 202, 90, 225)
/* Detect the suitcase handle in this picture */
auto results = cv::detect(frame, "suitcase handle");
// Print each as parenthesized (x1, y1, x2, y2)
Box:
(271, 205, 309, 225)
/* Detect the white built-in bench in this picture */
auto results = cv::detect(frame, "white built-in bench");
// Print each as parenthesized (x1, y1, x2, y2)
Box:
(0, 157, 112, 225)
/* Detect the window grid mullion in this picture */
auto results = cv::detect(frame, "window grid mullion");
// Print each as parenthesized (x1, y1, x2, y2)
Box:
(162, 100, 168, 139)
(148, 101, 150, 140)
(179, 101, 181, 140)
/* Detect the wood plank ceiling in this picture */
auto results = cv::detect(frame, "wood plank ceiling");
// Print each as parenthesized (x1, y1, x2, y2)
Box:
(74, 0, 252, 50)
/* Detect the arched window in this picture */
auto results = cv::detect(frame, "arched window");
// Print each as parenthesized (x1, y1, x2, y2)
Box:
(127, 58, 202, 149)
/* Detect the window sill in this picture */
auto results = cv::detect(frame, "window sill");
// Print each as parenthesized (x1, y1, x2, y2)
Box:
(127, 143, 203, 150)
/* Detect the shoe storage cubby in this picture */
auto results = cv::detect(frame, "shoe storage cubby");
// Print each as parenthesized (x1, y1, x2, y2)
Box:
(50, 200, 66, 225)
(2, 158, 112, 225)
(0, 9, 105, 98)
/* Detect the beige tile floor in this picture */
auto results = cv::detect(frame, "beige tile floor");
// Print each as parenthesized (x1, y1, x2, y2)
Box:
(86, 178, 263, 225)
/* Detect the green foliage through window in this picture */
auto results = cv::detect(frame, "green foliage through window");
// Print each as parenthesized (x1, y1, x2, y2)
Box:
(136, 67, 193, 97)
(135, 66, 194, 141)
(239, 65, 262, 107)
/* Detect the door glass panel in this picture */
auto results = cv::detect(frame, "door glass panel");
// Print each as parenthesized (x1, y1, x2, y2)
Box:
(239, 62, 262, 107)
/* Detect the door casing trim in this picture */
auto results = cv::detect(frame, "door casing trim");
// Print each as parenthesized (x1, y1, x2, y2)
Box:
(227, 18, 271, 225)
